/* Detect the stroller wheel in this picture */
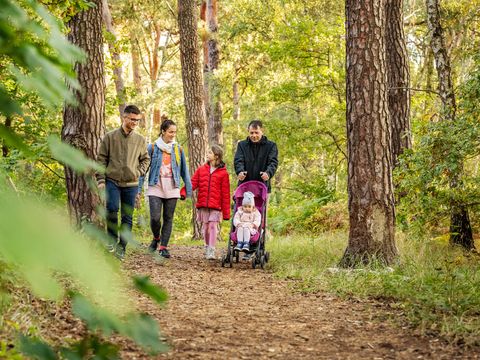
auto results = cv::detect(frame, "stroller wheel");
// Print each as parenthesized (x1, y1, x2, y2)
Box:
(260, 255, 266, 270)
(265, 251, 270, 263)
(235, 251, 240, 263)
(252, 259, 257, 269)
(221, 256, 226, 267)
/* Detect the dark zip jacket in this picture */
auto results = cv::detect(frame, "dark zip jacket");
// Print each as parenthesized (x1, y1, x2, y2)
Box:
(234, 135, 279, 193)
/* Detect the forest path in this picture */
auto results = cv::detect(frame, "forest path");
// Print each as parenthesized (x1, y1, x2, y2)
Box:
(122, 245, 477, 359)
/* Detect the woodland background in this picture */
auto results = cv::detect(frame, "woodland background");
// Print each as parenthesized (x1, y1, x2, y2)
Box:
(2, 0, 480, 357)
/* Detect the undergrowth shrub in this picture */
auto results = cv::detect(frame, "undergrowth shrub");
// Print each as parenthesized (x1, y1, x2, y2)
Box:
(269, 231, 480, 345)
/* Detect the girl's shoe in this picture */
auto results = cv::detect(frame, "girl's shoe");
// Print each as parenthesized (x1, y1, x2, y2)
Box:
(242, 242, 250, 252)
(206, 247, 216, 260)
(234, 242, 243, 251)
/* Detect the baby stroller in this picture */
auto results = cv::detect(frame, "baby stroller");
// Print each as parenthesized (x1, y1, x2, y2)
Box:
(221, 180, 270, 269)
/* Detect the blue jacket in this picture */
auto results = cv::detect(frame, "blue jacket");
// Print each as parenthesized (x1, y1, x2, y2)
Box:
(138, 143, 192, 197)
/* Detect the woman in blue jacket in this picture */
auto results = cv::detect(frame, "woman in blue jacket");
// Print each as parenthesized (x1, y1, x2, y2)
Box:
(138, 119, 192, 258)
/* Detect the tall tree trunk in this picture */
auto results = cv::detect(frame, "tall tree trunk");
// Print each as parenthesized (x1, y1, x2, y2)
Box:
(2, 116, 12, 157)
(102, 0, 125, 117)
(426, 0, 474, 249)
(130, 34, 146, 129)
(386, 0, 411, 167)
(178, 0, 208, 239)
(62, 0, 105, 225)
(150, 23, 162, 128)
(202, 0, 223, 145)
(340, 0, 398, 267)
(232, 65, 241, 156)
(130, 36, 142, 92)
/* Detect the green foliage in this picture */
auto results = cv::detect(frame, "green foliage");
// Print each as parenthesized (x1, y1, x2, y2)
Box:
(270, 232, 480, 345)
(40, 0, 94, 22)
(395, 59, 480, 233)
(0, 176, 128, 306)
(72, 294, 168, 354)
(17, 291, 168, 359)
(48, 136, 104, 175)
(270, 170, 338, 234)
(0, 0, 84, 116)
(0, 339, 24, 359)
(133, 276, 169, 305)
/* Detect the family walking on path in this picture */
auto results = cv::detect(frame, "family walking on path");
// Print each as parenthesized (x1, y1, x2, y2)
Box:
(96, 104, 279, 261)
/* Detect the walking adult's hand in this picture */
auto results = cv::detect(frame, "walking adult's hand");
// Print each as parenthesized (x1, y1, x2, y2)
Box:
(260, 172, 269, 181)
(237, 171, 247, 181)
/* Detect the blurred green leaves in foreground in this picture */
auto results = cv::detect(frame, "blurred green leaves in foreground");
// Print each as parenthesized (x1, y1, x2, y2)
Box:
(0, 0, 83, 116)
(0, 139, 169, 357)
(0, 0, 169, 357)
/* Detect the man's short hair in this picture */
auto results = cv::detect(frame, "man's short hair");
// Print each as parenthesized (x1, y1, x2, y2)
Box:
(123, 105, 141, 115)
(248, 120, 263, 129)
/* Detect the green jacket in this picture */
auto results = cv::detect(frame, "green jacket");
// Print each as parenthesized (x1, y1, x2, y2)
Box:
(96, 127, 150, 187)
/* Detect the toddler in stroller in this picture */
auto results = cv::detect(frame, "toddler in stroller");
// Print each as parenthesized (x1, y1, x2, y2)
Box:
(222, 180, 270, 269)
(233, 191, 261, 252)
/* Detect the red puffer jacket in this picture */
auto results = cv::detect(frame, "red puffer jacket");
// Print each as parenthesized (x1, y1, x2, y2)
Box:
(191, 163, 231, 220)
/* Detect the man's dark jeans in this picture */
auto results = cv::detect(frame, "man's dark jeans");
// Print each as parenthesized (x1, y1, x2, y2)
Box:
(106, 179, 138, 250)
(149, 196, 178, 247)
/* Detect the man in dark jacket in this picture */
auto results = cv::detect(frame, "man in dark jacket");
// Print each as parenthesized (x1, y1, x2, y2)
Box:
(234, 120, 279, 193)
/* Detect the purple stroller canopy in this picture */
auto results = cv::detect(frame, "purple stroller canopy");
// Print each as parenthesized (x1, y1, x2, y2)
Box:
(233, 180, 268, 211)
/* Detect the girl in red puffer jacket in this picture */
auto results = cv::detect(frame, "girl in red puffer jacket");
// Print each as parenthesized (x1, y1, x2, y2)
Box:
(191, 144, 231, 260)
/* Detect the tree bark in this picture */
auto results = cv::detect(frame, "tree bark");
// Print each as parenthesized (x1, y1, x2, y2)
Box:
(340, 0, 398, 267)
(426, 0, 474, 249)
(202, 0, 223, 146)
(178, 0, 208, 239)
(130, 35, 142, 92)
(232, 65, 241, 156)
(62, 0, 105, 226)
(102, 0, 125, 117)
(386, 0, 411, 167)
(2, 116, 12, 157)
(150, 23, 163, 128)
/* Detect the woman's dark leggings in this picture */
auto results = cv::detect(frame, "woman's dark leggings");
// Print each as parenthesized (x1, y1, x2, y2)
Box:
(149, 196, 178, 247)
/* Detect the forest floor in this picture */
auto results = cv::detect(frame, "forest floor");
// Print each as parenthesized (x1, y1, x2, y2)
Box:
(111, 244, 480, 360)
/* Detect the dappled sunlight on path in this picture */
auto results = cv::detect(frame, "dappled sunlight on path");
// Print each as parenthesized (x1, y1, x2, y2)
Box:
(123, 245, 478, 359)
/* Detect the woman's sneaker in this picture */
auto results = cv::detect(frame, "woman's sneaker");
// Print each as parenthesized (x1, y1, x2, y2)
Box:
(148, 239, 160, 253)
(159, 248, 171, 258)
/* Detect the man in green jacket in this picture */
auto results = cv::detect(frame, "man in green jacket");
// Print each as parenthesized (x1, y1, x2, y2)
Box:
(97, 105, 150, 260)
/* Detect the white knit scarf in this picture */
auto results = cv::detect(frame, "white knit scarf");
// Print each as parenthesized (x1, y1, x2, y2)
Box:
(155, 136, 176, 153)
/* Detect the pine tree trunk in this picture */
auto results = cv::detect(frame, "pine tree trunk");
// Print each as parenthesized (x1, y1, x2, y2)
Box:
(102, 0, 126, 117)
(386, 0, 411, 167)
(426, 0, 474, 249)
(62, 0, 105, 226)
(2, 116, 12, 157)
(130, 36, 142, 92)
(232, 65, 241, 157)
(340, 0, 398, 267)
(206, 0, 223, 146)
(178, 0, 208, 239)
(150, 23, 162, 128)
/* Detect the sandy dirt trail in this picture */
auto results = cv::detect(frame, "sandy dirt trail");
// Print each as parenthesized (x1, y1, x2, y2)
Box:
(121, 245, 479, 359)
